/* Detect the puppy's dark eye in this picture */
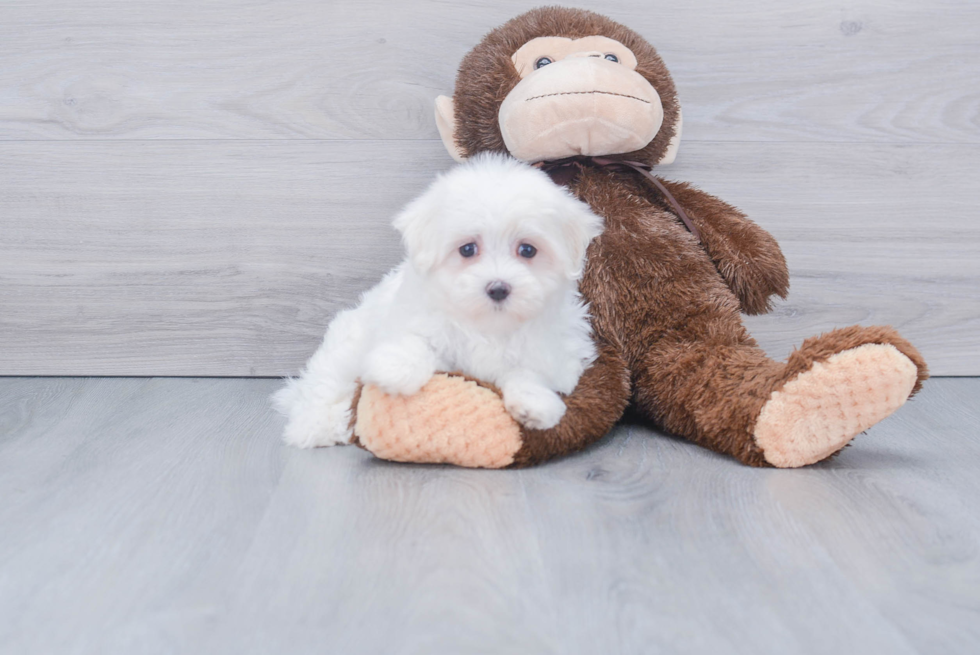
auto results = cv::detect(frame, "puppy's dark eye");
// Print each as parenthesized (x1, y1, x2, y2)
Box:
(459, 242, 478, 258)
(604, 53, 619, 62)
(534, 57, 553, 69)
(517, 243, 537, 258)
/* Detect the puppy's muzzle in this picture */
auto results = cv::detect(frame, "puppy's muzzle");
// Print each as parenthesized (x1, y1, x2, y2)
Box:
(486, 281, 511, 302)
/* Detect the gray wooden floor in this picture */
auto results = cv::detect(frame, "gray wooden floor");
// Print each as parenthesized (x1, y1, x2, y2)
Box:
(1, 377, 977, 654)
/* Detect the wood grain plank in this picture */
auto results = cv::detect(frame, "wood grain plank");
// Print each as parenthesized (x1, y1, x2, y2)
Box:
(758, 381, 980, 653)
(1, 377, 977, 653)
(514, 377, 980, 653)
(0, 378, 287, 654)
(0, 140, 442, 375)
(0, 0, 977, 143)
(1, 139, 977, 376)
(516, 432, 922, 653)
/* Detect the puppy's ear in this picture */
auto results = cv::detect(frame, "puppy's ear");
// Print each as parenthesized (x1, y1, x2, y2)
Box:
(557, 194, 604, 278)
(392, 187, 444, 274)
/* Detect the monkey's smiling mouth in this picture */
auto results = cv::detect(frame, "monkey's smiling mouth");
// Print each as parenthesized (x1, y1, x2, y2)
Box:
(525, 90, 651, 103)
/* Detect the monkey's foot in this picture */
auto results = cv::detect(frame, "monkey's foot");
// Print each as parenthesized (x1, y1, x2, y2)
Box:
(754, 343, 919, 468)
(352, 373, 523, 468)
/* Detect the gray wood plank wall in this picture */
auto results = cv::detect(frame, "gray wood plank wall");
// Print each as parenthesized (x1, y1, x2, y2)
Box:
(1, 0, 978, 376)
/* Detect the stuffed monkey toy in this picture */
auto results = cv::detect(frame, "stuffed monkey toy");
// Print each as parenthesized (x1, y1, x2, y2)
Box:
(349, 7, 928, 468)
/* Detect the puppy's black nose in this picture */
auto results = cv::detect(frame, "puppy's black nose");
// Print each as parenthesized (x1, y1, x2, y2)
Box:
(486, 281, 511, 302)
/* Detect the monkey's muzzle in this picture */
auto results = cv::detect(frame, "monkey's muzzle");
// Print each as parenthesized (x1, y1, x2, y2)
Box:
(499, 57, 664, 163)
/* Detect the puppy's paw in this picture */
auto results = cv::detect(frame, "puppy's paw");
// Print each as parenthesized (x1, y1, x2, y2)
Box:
(503, 382, 566, 430)
(273, 386, 354, 449)
(362, 339, 436, 397)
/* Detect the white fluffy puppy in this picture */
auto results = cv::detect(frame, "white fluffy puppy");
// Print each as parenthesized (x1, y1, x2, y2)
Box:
(273, 153, 604, 448)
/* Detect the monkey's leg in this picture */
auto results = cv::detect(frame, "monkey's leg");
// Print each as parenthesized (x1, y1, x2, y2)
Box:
(351, 340, 631, 468)
(632, 325, 928, 467)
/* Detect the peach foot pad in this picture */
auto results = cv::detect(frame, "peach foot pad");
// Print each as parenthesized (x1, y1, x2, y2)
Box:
(754, 344, 918, 468)
(353, 374, 523, 468)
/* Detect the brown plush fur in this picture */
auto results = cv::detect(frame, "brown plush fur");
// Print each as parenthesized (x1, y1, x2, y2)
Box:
(353, 7, 928, 468)
(456, 7, 926, 467)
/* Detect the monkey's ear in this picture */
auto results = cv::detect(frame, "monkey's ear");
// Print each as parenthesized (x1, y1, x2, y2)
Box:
(435, 95, 467, 163)
(657, 108, 682, 166)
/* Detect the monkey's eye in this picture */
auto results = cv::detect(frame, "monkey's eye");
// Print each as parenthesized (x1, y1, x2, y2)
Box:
(459, 242, 478, 258)
(517, 243, 537, 259)
(534, 57, 553, 69)
(604, 53, 619, 62)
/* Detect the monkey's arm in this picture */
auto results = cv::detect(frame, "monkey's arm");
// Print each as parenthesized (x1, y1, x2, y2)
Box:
(508, 339, 630, 467)
(350, 340, 630, 468)
(658, 179, 789, 315)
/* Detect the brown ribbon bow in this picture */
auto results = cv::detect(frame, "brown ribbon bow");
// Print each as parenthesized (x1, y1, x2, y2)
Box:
(534, 156, 701, 243)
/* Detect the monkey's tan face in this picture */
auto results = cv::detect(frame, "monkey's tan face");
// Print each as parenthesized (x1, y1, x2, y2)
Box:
(498, 36, 665, 163)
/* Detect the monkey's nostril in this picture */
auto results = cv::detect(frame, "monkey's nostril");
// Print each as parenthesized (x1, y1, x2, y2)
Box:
(486, 281, 511, 302)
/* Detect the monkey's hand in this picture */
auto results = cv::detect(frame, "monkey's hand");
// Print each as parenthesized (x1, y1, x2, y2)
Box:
(658, 179, 790, 315)
(350, 341, 630, 468)
(351, 373, 524, 468)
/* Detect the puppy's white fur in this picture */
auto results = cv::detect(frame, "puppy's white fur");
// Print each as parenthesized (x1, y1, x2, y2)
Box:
(273, 153, 604, 448)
